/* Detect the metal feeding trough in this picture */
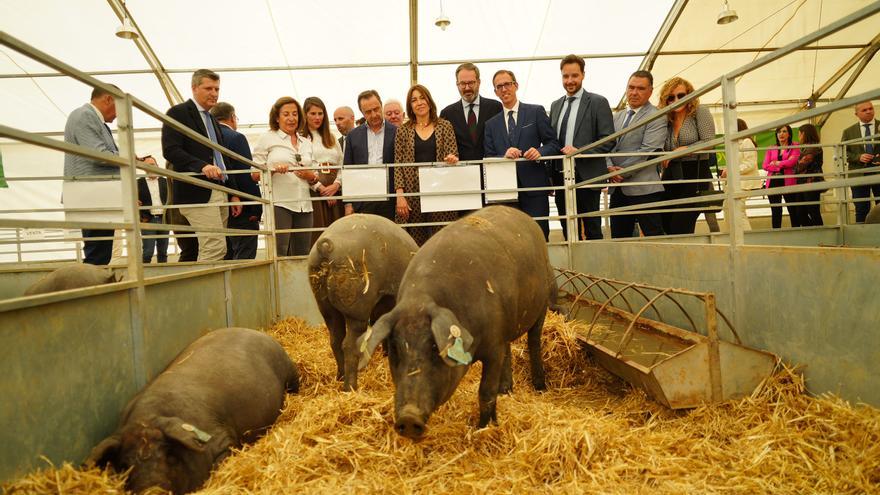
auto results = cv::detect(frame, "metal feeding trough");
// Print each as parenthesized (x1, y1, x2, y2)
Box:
(555, 268, 778, 409)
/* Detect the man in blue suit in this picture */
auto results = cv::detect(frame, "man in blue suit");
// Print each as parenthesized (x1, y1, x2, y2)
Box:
(342, 90, 397, 220)
(63, 86, 121, 265)
(211, 102, 261, 259)
(549, 54, 616, 240)
(484, 70, 560, 239)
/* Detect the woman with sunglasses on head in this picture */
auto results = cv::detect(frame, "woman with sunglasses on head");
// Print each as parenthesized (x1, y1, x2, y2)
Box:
(394, 83, 459, 246)
(794, 124, 824, 227)
(300, 96, 344, 247)
(763, 124, 801, 229)
(657, 77, 716, 235)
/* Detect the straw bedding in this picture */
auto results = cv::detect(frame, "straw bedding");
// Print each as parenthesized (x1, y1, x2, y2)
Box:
(5, 313, 879, 494)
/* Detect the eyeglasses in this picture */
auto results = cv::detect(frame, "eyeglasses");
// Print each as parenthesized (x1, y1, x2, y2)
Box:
(494, 81, 516, 91)
(665, 92, 688, 104)
(457, 81, 477, 89)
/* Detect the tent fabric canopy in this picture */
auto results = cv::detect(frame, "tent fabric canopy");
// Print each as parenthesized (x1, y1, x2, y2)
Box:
(0, 0, 877, 135)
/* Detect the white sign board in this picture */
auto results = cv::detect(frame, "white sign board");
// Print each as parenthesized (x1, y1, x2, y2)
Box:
(62, 180, 123, 222)
(342, 167, 388, 201)
(418, 165, 482, 213)
(483, 159, 518, 202)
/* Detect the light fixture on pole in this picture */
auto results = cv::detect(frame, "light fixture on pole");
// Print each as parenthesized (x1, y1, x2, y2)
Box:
(435, 0, 451, 31)
(717, 0, 739, 25)
(115, 16, 139, 40)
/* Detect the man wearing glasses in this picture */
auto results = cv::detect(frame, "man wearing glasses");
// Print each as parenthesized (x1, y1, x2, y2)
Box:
(484, 70, 560, 239)
(440, 63, 503, 163)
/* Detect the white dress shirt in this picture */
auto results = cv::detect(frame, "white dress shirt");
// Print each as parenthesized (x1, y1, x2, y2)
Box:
(310, 131, 343, 185)
(367, 123, 386, 164)
(503, 101, 521, 127)
(556, 89, 584, 147)
(146, 177, 164, 215)
(461, 96, 482, 122)
(253, 129, 315, 213)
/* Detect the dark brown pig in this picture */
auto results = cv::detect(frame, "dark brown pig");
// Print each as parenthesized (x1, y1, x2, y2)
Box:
(358, 206, 556, 439)
(24, 264, 120, 295)
(86, 328, 299, 494)
(308, 213, 418, 390)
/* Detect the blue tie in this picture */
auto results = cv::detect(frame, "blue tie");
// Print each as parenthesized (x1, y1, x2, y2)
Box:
(103, 124, 119, 153)
(202, 111, 227, 181)
(622, 109, 635, 129)
(507, 110, 516, 138)
(557, 96, 576, 147)
(864, 123, 874, 155)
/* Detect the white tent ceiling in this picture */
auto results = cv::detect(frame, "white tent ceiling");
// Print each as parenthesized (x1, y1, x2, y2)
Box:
(0, 0, 877, 135)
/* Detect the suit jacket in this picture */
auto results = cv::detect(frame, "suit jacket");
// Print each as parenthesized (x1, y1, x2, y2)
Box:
(161, 99, 239, 205)
(439, 96, 503, 161)
(63, 103, 119, 178)
(606, 103, 667, 196)
(218, 124, 262, 220)
(136, 176, 168, 221)
(342, 121, 397, 209)
(842, 119, 879, 172)
(549, 89, 616, 181)
(484, 102, 560, 196)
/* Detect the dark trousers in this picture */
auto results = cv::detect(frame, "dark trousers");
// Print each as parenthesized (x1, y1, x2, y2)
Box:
(767, 178, 801, 228)
(661, 159, 708, 235)
(82, 229, 113, 265)
(226, 215, 259, 260)
(142, 215, 168, 263)
(518, 192, 550, 241)
(610, 190, 665, 238)
(852, 182, 880, 222)
(352, 199, 395, 221)
(551, 169, 602, 240)
(796, 191, 824, 227)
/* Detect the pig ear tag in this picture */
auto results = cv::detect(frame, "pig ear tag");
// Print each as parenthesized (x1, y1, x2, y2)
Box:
(181, 423, 212, 443)
(446, 325, 472, 365)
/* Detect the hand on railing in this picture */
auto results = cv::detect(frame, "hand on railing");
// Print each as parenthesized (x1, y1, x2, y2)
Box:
(396, 191, 412, 221)
(504, 147, 522, 159)
(523, 147, 542, 161)
(607, 166, 624, 183)
(444, 153, 459, 165)
(272, 163, 291, 174)
(230, 196, 242, 217)
(201, 164, 223, 180)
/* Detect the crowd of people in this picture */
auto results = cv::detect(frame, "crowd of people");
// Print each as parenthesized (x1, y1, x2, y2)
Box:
(62, 59, 879, 264)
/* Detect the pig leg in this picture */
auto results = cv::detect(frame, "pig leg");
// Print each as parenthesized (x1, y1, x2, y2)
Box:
(342, 317, 369, 391)
(319, 304, 346, 382)
(499, 345, 513, 394)
(477, 358, 504, 428)
(527, 312, 547, 391)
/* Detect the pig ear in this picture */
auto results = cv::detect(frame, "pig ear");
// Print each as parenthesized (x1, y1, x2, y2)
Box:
(428, 305, 474, 367)
(357, 308, 398, 370)
(155, 417, 208, 452)
(84, 435, 121, 468)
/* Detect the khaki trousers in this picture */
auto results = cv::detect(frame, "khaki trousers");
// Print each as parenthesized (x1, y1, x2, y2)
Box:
(179, 189, 228, 261)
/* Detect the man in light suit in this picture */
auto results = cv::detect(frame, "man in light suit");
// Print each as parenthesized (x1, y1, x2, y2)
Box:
(162, 69, 241, 262)
(549, 54, 616, 240)
(606, 70, 667, 238)
(342, 90, 397, 220)
(841, 101, 879, 222)
(211, 102, 261, 259)
(485, 70, 560, 239)
(63, 86, 121, 265)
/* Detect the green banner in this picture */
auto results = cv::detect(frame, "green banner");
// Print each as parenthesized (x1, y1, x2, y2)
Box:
(0, 150, 7, 188)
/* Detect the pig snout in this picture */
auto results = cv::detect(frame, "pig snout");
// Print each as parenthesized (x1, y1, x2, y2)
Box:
(395, 404, 427, 440)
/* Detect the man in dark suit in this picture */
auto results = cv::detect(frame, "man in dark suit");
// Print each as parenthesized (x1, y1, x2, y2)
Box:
(440, 63, 503, 206)
(440, 63, 503, 162)
(136, 156, 168, 263)
(211, 102, 261, 259)
(549, 54, 616, 240)
(342, 90, 397, 220)
(161, 69, 241, 261)
(334, 106, 356, 153)
(484, 70, 560, 239)
(841, 101, 879, 222)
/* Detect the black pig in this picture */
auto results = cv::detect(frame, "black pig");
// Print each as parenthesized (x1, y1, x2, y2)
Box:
(358, 206, 556, 439)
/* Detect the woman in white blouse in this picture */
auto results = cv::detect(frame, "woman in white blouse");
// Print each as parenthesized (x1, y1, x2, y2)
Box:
(721, 118, 761, 231)
(253, 96, 318, 256)
(300, 96, 343, 246)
